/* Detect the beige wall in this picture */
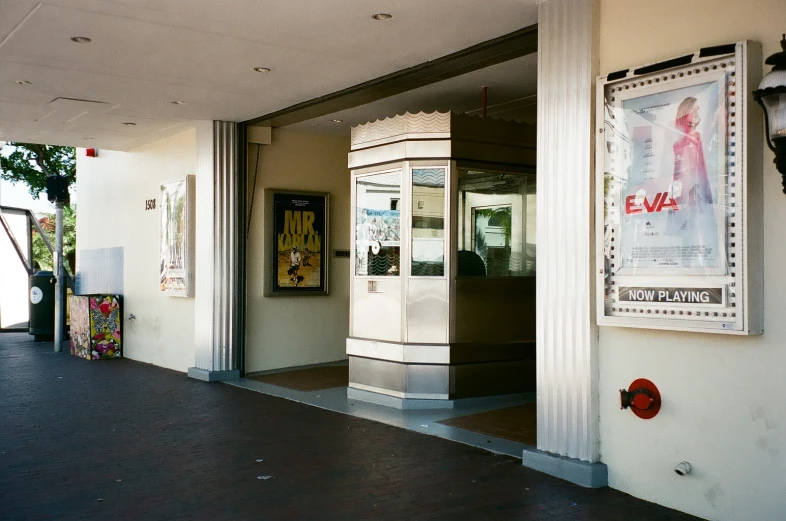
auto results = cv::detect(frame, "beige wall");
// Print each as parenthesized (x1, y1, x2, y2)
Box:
(75, 129, 197, 372)
(246, 129, 350, 372)
(598, 1, 786, 520)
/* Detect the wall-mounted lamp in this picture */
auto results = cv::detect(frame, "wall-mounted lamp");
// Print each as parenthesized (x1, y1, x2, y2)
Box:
(753, 34, 786, 192)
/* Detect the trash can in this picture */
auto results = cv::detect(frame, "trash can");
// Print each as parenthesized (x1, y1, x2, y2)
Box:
(29, 270, 55, 338)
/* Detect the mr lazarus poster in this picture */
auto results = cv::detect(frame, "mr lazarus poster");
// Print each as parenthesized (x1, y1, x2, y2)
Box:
(270, 191, 328, 295)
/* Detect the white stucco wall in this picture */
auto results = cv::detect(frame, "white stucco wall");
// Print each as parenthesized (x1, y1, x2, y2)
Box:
(75, 129, 197, 372)
(597, 1, 786, 520)
(246, 129, 350, 373)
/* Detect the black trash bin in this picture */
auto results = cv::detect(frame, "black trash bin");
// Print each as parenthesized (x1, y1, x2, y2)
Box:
(29, 270, 55, 339)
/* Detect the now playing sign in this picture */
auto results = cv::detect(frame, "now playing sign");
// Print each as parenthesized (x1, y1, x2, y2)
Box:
(619, 287, 723, 305)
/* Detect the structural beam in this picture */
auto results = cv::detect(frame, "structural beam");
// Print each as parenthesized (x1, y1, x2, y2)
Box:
(245, 25, 538, 128)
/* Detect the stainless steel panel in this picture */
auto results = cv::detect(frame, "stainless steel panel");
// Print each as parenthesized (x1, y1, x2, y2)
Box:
(405, 364, 449, 396)
(351, 277, 402, 342)
(346, 337, 404, 362)
(346, 337, 452, 364)
(406, 278, 448, 344)
(348, 140, 452, 169)
(349, 356, 405, 393)
(349, 356, 450, 398)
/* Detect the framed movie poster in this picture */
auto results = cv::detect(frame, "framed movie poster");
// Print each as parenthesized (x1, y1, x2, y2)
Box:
(160, 175, 195, 297)
(265, 189, 329, 296)
(595, 41, 763, 335)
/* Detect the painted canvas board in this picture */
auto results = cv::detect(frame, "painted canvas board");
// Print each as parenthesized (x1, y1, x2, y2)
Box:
(69, 295, 90, 359)
(69, 294, 122, 360)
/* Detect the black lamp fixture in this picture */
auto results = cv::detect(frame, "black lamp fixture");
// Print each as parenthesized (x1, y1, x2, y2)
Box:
(753, 34, 786, 192)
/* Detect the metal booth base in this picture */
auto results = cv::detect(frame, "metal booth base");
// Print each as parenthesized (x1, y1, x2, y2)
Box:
(346, 338, 536, 400)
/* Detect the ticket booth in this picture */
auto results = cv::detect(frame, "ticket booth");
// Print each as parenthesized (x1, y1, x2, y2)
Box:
(347, 111, 537, 401)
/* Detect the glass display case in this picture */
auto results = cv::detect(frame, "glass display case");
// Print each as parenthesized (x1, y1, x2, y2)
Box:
(347, 112, 537, 401)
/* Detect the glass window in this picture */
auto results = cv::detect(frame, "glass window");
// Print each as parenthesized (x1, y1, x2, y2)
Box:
(457, 170, 536, 277)
(355, 171, 401, 276)
(411, 168, 446, 276)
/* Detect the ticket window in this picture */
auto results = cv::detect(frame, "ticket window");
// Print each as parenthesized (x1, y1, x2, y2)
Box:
(457, 169, 537, 278)
(454, 169, 537, 343)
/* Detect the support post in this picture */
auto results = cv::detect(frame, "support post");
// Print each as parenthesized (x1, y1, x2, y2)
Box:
(189, 121, 245, 382)
(522, 0, 607, 488)
(54, 201, 65, 352)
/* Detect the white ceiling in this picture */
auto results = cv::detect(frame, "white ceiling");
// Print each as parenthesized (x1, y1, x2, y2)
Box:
(0, 0, 538, 151)
(286, 52, 538, 135)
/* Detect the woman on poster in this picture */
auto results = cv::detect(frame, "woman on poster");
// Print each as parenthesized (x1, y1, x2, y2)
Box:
(667, 96, 717, 266)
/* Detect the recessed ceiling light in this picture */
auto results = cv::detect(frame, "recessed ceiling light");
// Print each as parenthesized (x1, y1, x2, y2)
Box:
(172, 100, 187, 105)
(122, 122, 137, 126)
(332, 119, 343, 123)
(70, 36, 92, 43)
(16, 80, 32, 85)
(371, 13, 392, 20)
(253, 67, 271, 73)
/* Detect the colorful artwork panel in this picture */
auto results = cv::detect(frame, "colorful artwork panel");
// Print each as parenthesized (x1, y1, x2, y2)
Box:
(88, 295, 122, 359)
(69, 296, 90, 359)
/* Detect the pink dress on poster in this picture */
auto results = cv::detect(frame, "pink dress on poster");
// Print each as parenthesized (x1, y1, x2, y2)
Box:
(672, 98, 713, 208)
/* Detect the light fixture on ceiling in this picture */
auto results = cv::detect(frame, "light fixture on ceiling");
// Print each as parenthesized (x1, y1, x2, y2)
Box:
(371, 13, 392, 20)
(332, 119, 343, 123)
(16, 80, 32, 85)
(172, 100, 187, 105)
(122, 122, 137, 126)
(253, 67, 271, 73)
(70, 36, 92, 43)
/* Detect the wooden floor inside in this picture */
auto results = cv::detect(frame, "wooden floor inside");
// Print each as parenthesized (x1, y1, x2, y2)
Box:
(248, 365, 349, 392)
(437, 402, 537, 446)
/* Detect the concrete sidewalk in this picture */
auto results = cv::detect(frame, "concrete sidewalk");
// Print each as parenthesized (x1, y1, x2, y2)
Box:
(0, 333, 703, 521)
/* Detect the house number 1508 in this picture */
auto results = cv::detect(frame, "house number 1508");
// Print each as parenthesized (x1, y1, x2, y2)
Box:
(145, 199, 156, 210)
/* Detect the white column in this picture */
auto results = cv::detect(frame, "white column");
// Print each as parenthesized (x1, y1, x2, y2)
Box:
(190, 121, 243, 381)
(535, 0, 599, 462)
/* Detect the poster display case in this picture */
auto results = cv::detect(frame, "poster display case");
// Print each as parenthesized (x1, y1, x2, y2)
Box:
(264, 189, 329, 296)
(160, 175, 195, 297)
(595, 41, 763, 334)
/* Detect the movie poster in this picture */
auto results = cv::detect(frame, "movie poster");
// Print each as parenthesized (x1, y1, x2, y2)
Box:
(271, 191, 328, 294)
(160, 176, 193, 296)
(617, 79, 725, 274)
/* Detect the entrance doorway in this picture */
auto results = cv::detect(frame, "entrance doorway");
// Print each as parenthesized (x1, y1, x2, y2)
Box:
(242, 50, 539, 449)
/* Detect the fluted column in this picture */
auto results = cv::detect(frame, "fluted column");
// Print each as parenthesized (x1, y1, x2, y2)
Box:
(189, 121, 245, 381)
(523, 0, 604, 486)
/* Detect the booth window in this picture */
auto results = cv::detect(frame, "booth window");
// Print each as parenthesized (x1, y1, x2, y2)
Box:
(355, 170, 402, 276)
(411, 168, 446, 276)
(457, 170, 536, 277)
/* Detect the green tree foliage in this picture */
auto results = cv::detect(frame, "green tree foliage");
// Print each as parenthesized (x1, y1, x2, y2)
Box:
(0, 142, 76, 199)
(0, 142, 77, 273)
(32, 207, 76, 273)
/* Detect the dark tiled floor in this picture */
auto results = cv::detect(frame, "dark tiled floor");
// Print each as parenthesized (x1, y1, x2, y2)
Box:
(0, 333, 704, 521)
